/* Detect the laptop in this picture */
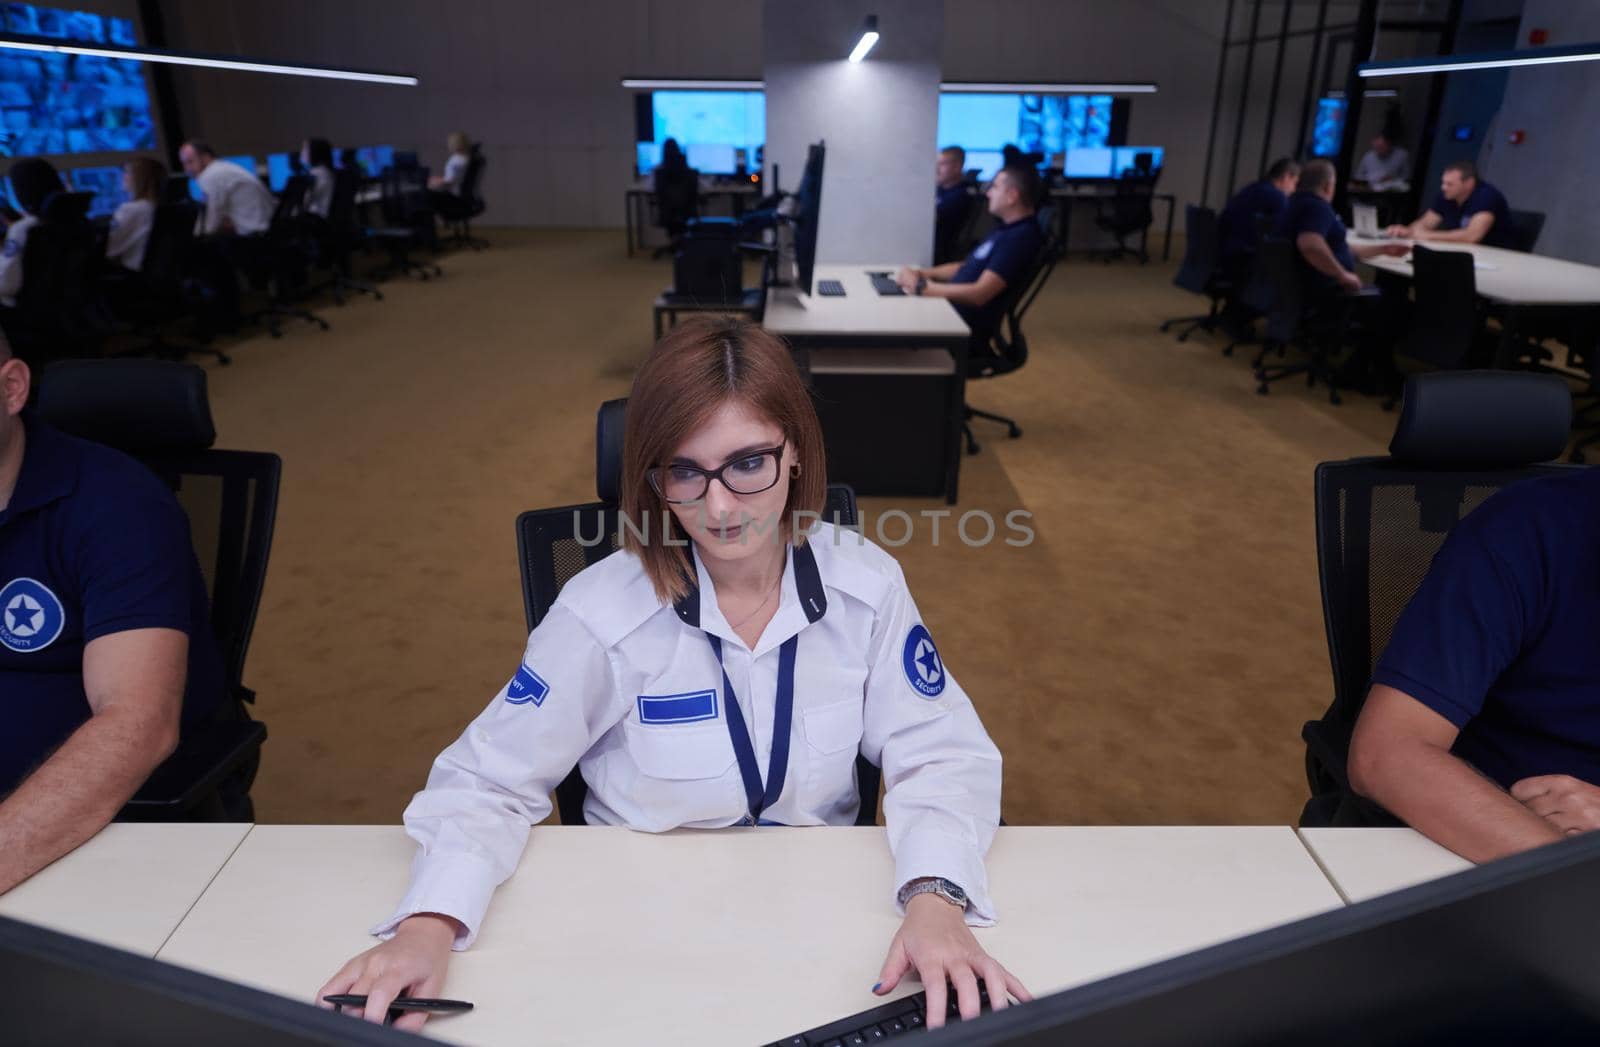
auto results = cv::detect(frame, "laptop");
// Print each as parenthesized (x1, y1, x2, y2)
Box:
(1351, 202, 1391, 239)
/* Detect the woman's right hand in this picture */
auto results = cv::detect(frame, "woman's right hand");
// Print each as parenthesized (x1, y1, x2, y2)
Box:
(317, 913, 460, 1032)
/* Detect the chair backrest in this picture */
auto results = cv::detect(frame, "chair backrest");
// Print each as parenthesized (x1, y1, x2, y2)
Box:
(1301, 371, 1578, 827)
(16, 204, 108, 350)
(461, 146, 487, 212)
(1173, 205, 1221, 295)
(980, 238, 1057, 377)
(34, 359, 281, 703)
(1252, 236, 1305, 344)
(1406, 246, 1479, 367)
(654, 165, 700, 229)
(1503, 209, 1545, 254)
(515, 399, 873, 826)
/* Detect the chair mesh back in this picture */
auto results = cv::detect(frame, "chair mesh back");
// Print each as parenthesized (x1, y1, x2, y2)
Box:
(1173, 206, 1219, 295)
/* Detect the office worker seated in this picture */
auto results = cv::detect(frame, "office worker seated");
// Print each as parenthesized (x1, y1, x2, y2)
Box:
(319, 318, 1026, 1032)
(178, 140, 274, 237)
(104, 157, 165, 272)
(895, 162, 1045, 349)
(1351, 131, 1411, 192)
(934, 145, 971, 264)
(426, 131, 472, 195)
(1349, 468, 1600, 863)
(1218, 157, 1299, 277)
(0, 336, 227, 895)
(0, 158, 65, 308)
(301, 138, 336, 219)
(1385, 160, 1511, 247)
(1279, 159, 1407, 296)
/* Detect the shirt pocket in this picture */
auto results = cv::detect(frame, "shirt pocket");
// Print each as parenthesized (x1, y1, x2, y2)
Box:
(802, 698, 866, 813)
(624, 720, 737, 781)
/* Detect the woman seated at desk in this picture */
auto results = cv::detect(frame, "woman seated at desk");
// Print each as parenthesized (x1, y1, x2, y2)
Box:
(104, 157, 165, 272)
(319, 317, 1029, 1032)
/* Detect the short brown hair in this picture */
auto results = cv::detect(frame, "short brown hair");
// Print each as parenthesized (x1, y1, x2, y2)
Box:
(1297, 158, 1335, 194)
(1443, 160, 1478, 181)
(620, 317, 827, 604)
(125, 156, 166, 203)
(997, 162, 1042, 210)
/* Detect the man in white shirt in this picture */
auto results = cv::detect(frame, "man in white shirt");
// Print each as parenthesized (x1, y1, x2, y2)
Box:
(1352, 132, 1411, 191)
(178, 140, 274, 236)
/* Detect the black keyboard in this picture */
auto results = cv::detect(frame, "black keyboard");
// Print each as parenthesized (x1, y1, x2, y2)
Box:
(868, 271, 906, 297)
(770, 981, 994, 1046)
(817, 279, 846, 296)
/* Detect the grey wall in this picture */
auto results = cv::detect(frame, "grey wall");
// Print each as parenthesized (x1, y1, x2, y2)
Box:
(764, 0, 942, 265)
(1488, 0, 1600, 263)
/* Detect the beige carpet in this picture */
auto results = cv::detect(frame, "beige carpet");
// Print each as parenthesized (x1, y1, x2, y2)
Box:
(200, 229, 1398, 826)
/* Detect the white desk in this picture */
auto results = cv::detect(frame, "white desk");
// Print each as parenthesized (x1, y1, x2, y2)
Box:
(0, 822, 251, 957)
(156, 825, 1340, 1046)
(1298, 827, 1472, 904)
(764, 264, 972, 503)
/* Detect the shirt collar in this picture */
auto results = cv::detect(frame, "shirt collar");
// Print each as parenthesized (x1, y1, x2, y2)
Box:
(0, 415, 78, 526)
(674, 540, 828, 655)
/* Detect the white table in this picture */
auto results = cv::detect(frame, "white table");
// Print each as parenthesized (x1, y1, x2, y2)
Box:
(764, 264, 972, 503)
(0, 822, 250, 957)
(1298, 827, 1472, 904)
(155, 825, 1340, 1046)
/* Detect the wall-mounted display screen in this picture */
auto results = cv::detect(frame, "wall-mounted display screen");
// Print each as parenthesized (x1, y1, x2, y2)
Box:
(938, 93, 1115, 156)
(633, 90, 765, 175)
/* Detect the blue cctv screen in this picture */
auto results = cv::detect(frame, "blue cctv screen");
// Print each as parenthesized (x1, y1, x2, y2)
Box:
(1112, 146, 1163, 176)
(355, 145, 394, 175)
(637, 90, 765, 174)
(68, 164, 123, 216)
(0, 4, 155, 156)
(1312, 97, 1346, 157)
(266, 152, 295, 192)
(938, 93, 1113, 156)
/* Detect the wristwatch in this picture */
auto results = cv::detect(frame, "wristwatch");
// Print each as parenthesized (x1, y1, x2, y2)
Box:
(915, 276, 928, 295)
(898, 877, 968, 911)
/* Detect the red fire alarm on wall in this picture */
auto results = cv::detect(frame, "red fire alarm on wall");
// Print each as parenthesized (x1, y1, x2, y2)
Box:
(1508, 129, 1527, 145)
(1529, 28, 1548, 45)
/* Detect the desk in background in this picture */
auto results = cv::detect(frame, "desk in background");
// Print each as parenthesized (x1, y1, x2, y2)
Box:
(156, 825, 1341, 1047)
(763, 264, 971, 503)
(0, 822, 249, 957)
(624, 181, 760, 257)
(1048, 184, 1178, 262)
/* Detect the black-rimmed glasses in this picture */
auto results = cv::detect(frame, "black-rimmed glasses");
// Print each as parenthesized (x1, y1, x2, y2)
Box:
(648, 444, 786, 504)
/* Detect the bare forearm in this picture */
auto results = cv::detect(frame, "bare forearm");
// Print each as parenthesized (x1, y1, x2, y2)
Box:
(1415, 226, 1475, 243)
(1298, 238, 1350, 280)
(1355, 743, 1561, 863)
(921, 262, 963, 281)
(920, 280, 989, 307)
(0, 711, 176, 893)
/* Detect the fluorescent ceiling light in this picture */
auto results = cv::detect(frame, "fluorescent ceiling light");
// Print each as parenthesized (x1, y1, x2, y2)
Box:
(620, 78, 764, 90)
(0, 35, 417, 84)
(1359, 41, 1600, 77)
(940, 81, 1158, 94)
(849, 15, 879, 63)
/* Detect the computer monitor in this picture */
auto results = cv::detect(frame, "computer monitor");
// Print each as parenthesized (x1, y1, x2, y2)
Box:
(634, 141, 663, 177)
(68, 165, 125, 218)
(1111, 146, 1163, 177)
(686, 143, 739, 176)
(1063, 146, 1114, 180)
(1312, 97, 1346, 158)
(0, 915, 414, 1045)
(965, 150, 1005, 183)
(354, 145, 394, 177)
(791, 141, 826, 296)
(265, 152, 297, 193)
(929, 831, 1600, 1045)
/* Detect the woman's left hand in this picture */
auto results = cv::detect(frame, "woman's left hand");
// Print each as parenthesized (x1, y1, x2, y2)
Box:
(873, 894, 1032, 1029)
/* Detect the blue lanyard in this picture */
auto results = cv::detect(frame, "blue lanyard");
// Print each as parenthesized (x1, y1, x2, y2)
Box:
(707, 632, 798, 825)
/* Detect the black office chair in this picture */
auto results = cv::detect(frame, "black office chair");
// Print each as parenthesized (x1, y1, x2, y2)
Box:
(963, 239, 1057, 455)
(515, 398, 879, 826)
(1501, 209, 1545, 254)
(1300, 371, 1578, 827)
(1250, 237, 1367, 405)
(307, 166, 382, 306)
(1379, 246, 1487, 411)
(934, 189, 977, 266)
(10, 191, 113, 363)
(433, 145, 489, 251)
(228, 176, 330, 339)
(1159, 206, 1231, 342)
(102, 200, 227, 365)
(35, 358, 280, 822)
(367, 166, 444, 281)
(652, 164, 701, 259)
(1091, 171, 1155, 265)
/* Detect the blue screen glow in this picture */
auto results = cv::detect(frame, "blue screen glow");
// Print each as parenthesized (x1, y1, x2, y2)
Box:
(1312, 98, 1346, 158)
(938, 93, 1114, 157)
(68, 162, 122, 216)
(639, 90, 764, 174)
(0, 4, 154, 156)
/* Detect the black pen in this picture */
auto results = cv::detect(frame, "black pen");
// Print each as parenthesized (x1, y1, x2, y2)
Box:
(324, 994, 474, 1014)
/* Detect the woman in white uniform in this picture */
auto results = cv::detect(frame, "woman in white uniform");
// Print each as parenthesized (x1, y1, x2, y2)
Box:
(104, 156, 164, 271)
(427, 131, 471, 195)
(319, 317, 1029, 1032)
(0, 157, 63, 308)
(301, 138, 336, 218)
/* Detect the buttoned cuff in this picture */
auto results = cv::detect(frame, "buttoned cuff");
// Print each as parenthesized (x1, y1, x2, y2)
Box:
(893, 833, 995, 926)
(370, 852, 502, 951)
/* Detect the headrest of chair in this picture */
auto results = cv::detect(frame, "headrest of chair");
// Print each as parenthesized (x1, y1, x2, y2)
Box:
(36, 359, 216, 454)
(1389, 371, 1570, 469)
(41, 190, 91, 224)
(596, 398, 628, 503)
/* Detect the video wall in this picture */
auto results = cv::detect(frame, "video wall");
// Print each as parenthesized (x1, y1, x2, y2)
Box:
(0, 3, 155, 157)
(937, 93, 1115, 156)
(633, 90, 765, 176)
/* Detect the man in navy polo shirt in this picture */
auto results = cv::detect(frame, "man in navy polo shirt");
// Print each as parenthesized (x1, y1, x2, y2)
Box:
(1386, 159, 1513, 248)
(0, 336, 225, 894)
(1349, 468, 1600, 863)
(896, 162, 1045, 353)
(1218, 156, 1299, 277)
(1278, 159, 1409, 295)
(934, 145, 973, 265)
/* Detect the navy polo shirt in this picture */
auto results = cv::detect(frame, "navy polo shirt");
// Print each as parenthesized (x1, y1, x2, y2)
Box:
(1432, 181, 1512, 248)
(1372, 468, 1600, 789)
(951, 214, 1045, 341)
(1277, 190, 1355, 285)
(0, 417, 224, 796)
(1218, 179, 1287, 262)
(935, 183, 971, 260)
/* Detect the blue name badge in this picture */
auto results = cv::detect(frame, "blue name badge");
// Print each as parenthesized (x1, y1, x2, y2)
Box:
(505, 664, 550, 706)
(637, 689, 719, 725)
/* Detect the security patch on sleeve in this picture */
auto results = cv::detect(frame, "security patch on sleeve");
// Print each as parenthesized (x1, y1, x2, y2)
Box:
(902, 624, 946, 698)
(505, 663, 550, 706)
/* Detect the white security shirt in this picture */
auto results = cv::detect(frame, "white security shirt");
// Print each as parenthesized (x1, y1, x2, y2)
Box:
(440, 151, 469, 193)
(105, 199, 154, 270)
(378, 523, 1003, 948)
(305, 165, 334, 218)
(195, 159, 274, 236)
